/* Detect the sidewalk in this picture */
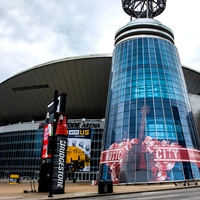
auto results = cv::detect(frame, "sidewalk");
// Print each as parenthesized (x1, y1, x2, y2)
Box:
(0, 180, 199, 200)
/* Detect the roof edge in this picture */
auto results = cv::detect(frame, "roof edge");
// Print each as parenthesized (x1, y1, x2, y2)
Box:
(0, 53, 112, 84)
(182, 65, 200, 74)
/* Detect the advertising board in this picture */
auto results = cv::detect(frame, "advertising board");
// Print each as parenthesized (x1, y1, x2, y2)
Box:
(66, 129, 91, 172)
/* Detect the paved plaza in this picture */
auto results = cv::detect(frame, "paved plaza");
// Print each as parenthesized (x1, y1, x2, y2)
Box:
(0, 180, 199, 200)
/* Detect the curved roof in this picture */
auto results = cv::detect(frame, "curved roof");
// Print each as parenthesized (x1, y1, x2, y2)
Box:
(0, 54, 112, 125)
(182, 65, 200, 95)
(0, 54, 199, 126)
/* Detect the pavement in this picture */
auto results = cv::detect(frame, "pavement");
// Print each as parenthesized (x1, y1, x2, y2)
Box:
(0, 180, 200, 200)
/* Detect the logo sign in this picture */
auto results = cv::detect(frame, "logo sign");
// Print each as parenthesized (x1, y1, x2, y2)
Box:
(52, 136, 67, 194)
(80, 130, 89, 136)
(67, 122, 101, 129)
(69, 130, 79, 135)
(68, 130, 90, 137)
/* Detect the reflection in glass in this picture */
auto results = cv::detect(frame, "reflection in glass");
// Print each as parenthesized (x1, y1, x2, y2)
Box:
(100, 37, 200, 184)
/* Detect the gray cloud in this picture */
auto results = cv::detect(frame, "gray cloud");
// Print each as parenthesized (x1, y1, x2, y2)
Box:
(0, 0, 200, 83)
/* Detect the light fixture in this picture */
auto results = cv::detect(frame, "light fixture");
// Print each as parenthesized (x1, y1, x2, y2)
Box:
(46, 112, 50, 122)
(59, 114, 64, 124)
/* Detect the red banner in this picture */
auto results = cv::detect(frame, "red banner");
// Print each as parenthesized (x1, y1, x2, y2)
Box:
(101, 143, 200, 166)
(41, 124, 53, 159)
(100, 137, 200, 183)
(153, 147, 200, 167)
(100, 149, 123, 164)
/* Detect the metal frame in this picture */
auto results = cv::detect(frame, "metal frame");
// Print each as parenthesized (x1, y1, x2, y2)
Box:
(121, 0, 167, 19)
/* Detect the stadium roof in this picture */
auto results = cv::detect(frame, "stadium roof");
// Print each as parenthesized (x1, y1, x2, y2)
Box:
(0, 54, 111, 125)
(0, 54, 199, 126)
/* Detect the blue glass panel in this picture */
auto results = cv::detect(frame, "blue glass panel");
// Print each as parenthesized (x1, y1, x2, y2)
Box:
(102, 36, 200, 185)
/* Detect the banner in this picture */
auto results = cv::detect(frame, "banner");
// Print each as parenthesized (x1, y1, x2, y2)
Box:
(100, 136, 200, 183)
(41, 124, 53, 159)
(66, 129, 91, 172)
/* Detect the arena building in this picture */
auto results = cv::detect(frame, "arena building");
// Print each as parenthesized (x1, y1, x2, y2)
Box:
(0, 54, 111, 180)
(0, 54, 199, 181)
(1, 1, 200, 184)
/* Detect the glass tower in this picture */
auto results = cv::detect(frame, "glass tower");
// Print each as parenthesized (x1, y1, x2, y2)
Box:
(100, 18, 200, 184)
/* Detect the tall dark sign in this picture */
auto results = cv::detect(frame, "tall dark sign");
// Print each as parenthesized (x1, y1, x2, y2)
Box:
(38, 91, 68, 195)
(52, 137, 67, 190)
(51, 115, 68, 194)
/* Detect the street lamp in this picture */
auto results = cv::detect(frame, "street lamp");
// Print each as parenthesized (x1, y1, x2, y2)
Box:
(59, 115, 64, 124)
(46, 112, 50, 123)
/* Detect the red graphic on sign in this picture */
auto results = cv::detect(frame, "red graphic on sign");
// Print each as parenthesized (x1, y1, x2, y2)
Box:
(41, 124, 52, 159)
(100, 105, 200, 183)
(100, 136, 200, 183)
(144, 136, 200, 181)
(55, 116, 68, 136)
(100, 138, 138, 184)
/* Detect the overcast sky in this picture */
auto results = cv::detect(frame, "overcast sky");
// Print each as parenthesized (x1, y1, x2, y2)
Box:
(0, 0, 200, 83)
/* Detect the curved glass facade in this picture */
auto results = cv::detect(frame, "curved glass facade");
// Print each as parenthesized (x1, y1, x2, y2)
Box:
(0, 129, 43, 179)
(100, 20, 200, 184)
(0, 121, 104, 180)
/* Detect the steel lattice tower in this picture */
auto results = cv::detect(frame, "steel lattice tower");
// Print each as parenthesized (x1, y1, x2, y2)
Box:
(122, 0, 166, 19)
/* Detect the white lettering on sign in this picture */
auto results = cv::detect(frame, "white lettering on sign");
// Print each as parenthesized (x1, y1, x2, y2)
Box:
(68, 130, 79, 135)
(57, 139, 67, 189)
(67, 123, 100, 129)
(105, 150, 123, 162)
(155, 148, 178, 159)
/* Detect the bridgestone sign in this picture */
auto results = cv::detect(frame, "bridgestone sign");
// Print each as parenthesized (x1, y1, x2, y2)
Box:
(52, 136, 67, 194)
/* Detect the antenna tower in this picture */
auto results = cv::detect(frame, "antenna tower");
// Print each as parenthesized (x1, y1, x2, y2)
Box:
(122, 0, 167, 19)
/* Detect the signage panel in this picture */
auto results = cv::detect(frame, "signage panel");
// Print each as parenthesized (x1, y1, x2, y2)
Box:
(66, 129, 91, 172)
(41, 124, 53, 159)
(52, 135, 67, 194)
